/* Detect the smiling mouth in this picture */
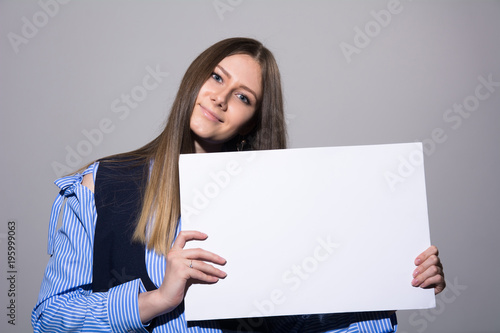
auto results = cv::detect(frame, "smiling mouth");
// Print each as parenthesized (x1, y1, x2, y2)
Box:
(200, 104, 223, 123)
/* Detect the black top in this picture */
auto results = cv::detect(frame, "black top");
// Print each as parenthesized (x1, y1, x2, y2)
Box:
(92, 159, 157, 293)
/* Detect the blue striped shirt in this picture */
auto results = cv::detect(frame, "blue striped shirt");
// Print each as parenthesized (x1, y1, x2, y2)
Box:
(32, 162, 397, 332)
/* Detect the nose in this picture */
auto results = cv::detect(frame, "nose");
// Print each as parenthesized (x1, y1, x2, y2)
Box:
(210, 88, 229, 111)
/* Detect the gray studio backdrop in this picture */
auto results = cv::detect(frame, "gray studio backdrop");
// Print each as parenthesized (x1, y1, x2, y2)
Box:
(1, 0, 499, 332)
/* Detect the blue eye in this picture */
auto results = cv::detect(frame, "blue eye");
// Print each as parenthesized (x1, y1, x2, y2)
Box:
(237, 94, 250, 105)
(212, 73, 222, 82)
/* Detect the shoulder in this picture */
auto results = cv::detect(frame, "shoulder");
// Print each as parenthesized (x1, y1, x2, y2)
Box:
(53, 162, 99, 196)
(81, 161, 99, 193)
(47, 162, 99, 255)
(82, 173, 95, 193)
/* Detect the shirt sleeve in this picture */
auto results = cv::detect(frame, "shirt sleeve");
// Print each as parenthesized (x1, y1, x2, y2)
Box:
(31, 162, 149, 333)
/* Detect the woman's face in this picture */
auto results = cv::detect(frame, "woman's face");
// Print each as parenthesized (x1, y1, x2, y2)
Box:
(190, 54, 262, 153)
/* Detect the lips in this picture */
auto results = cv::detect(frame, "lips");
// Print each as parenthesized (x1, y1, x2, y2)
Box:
(199, 104, 223, 123)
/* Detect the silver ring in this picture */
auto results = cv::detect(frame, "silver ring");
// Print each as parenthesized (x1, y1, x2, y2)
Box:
(189, 260, 193, 268)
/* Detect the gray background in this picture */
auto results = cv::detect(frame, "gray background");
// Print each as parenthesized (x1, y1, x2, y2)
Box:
(1, 0, 499, 332)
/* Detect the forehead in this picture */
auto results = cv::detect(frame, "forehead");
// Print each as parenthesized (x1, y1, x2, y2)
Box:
(217, 54, 262, 98)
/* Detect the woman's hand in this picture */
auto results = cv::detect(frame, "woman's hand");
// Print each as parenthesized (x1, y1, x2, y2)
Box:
(412, 245, 445, 295)
(138, 230, 227, 323)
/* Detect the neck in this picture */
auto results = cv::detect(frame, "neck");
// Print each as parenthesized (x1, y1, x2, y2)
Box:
(193, 137, 223, 154)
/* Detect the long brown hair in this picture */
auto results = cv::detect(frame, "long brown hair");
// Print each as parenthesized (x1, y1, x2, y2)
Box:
(101, 37, 287, 256)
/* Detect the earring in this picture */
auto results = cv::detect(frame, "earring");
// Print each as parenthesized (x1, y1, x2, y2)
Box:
(236, 136, 247, 151)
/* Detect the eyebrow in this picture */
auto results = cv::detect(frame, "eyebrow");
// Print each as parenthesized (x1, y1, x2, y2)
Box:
(216, 65, 259, 101)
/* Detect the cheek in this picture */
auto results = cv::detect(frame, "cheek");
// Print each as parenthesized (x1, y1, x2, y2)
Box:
(191, 109, 208, 125)
(198, 80, 215, 97)
(189, 112, 195, 128)
(189, 110, 203, 132)
(241, 113, 255, 127)
(233, 109, 257, 133)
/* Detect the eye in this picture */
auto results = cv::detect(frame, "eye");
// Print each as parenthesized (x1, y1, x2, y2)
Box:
(236, 93, 250, 105)
(211, 72, 222, 83)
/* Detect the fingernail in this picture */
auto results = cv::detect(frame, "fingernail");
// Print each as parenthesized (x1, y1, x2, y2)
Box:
(412, 278, 419, 286)
(413, 269, 419, 277)
(415, 258, 422, 265)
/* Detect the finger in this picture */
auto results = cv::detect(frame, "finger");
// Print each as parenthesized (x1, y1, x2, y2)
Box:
(419, 273, 444, 289)
(182, 248, 227, 266)
(413, 273, 446, 295)
(181, 260, 227, 283)
(189, 260, 227, 279)
(412, 263, 442, 287)
(415, 245, 439, 266)
(171, 230, 208, 250)
(413, 254, 441, 278)
(163, 256, 226, 286)
(187, 267, 222, 284)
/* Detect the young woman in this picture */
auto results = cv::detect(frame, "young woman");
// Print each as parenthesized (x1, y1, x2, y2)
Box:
(32, 37, 445, 332)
